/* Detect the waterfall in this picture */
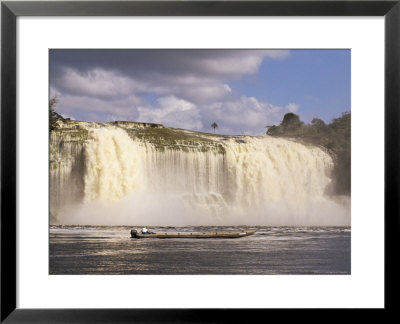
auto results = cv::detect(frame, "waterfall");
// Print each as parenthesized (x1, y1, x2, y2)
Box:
(50, 125, 350, 226)
(83, 127, 145, 202)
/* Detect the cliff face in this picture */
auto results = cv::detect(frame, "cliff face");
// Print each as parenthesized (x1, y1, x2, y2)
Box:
(50, 121, 86, 222)
(49, 120, 349, 226)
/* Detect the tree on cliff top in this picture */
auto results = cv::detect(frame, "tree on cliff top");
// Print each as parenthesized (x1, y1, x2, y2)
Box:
(49, 95, 64, 131)
(49, 96, 58, 111)
(266, 113, 304, 136)
(311, 118, 326, 128)
(281, 113, 304, 131)
(211, 122, 218, 133)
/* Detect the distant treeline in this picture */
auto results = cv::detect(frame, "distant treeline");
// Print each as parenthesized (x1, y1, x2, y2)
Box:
(267, 112, 351, 196)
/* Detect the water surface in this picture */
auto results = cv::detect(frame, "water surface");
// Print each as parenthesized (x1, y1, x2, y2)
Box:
(49, 226, 350, 275)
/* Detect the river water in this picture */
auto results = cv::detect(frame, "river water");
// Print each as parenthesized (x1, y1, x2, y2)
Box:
(49, 226, 350, 275)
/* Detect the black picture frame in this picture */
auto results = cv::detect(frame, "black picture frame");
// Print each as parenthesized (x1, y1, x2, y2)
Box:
(1, 0, 399, 322)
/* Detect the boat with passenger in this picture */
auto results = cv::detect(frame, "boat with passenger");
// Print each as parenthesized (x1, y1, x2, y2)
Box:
(130, 228, 256, 239)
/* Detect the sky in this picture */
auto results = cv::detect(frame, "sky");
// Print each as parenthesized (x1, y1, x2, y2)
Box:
(50, 49, 350, 135)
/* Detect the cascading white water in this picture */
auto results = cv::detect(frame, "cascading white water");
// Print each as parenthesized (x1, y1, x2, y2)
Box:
(53, 126, 350, 226)
(84, 127, 146, 202)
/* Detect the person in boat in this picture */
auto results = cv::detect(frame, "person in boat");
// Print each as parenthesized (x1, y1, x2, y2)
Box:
(141, 227, 154, 234)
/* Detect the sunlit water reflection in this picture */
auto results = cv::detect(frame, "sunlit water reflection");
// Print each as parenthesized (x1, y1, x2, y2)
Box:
(49, 226, 350, 275)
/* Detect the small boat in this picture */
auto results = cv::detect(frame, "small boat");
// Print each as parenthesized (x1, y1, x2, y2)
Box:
(130, 229, 256, 239)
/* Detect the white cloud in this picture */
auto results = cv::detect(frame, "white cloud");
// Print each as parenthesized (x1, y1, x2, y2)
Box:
(202, 96, 298, 135)
(51, 50, 290, 104)
(54, 91, 298, 135)
(176, 83, 233, 103)
(55, 68, 146, 98)
(137, 96, 203, 130)
(54, 93, 147, 122)
(197, 50, 289, 77)
(53, 67, 234, 106)
(50, 49, 294, 133)
(286, 103, 300, 113)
